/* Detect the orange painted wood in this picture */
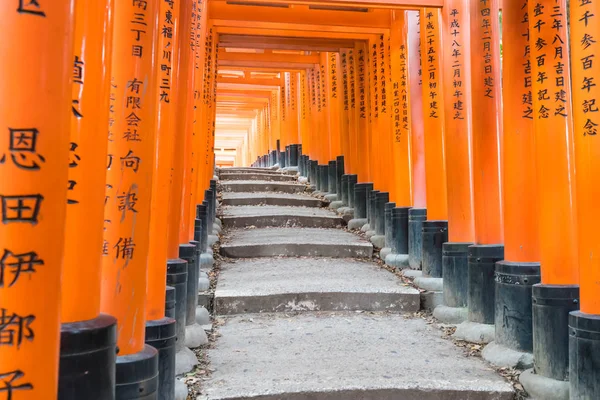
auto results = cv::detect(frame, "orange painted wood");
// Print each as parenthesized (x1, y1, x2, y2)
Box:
(146, 0, 181, 321)
(408, 10, 426, 209)
(420, 8, 448, 221)
(167, 0, 195, 258)
(442, 0, 475, 243)
(356, 42, 372, 181)
(63, 0, 114, 324)
(501, 0, 539, 262)
(570, 0, 599, 311)
(0, 1, 75, 397)
(101, 0, 160, 355)
(340, 51, 352, 172)
(327, 52, 343, 159)
(528, 0, 578, 285)
(469, 0, 503, 245)
(390, 13, 412, 206)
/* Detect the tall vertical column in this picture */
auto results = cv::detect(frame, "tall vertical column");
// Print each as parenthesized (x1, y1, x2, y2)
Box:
(379, 33, 395, 200)
(144, 0, 181, 398)
(60, 0, 118, 398)
(320, 54, 331, 164)
(438, 0, 474, 326)
(327, 53, 342, 161)
(100, 0, 160, 397)
(569, 0, 600, 397)
(0, 2, 75, 399)
(519, 0, 579, 395)
(368, 37, 381, 192)
(484, 0, 540, 369)
(356, 43, 371, 182)
(466, 0, 504, 333)
(340, 51, 351, 174)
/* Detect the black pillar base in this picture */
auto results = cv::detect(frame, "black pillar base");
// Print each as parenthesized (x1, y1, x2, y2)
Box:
(116, 345, 159, 399)
(384, 202, 396, 249)
(319, 165, 329, 192)
(569, 311, 600, 398)
(467, 244, 504, 324)
(166, 258, 188, 349)
(335, 156, 344, 197)
(533, 284, 579, 380)
(289, 144, 299, 166)
(353, 182, 372, 219)
(328, 160, 337, 194)
(374, 192, 389, 235)
(179, 243, 198, 327)
(165, 286, 175, 319)
(494, 261, 540, 352)
(347, 175, 358, 208)
(442, 241, 472, 308)
(391, 207, 410, 254)
(408, 208, 427, 269)
(59, 314, 117, 400)
(309, 160, 318, 184)
(204, 189, 215, 235)
(196, 204, 208, 252)
(422, 220, 448, 277)
(280, 151, 287, 168)
(145, 317, 177, 400)
(341, 175, 349, 205)
(367, 190, 379, 228)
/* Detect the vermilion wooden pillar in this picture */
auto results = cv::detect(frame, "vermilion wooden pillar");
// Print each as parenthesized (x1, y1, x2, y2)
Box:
(569, 0, 600, 396)
(523, 0, 579, 390)
(0, 2, 75, 398)
(59, 0, 118, 397)
(356, 43, 371, 182)
(100, 0, 160, 395)
(420, 8, 448, 223)
(408, 10, 426, 210)
(390, 11, 412, 207)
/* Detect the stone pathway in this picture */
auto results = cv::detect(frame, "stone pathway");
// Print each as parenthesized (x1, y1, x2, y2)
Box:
(200, 167, 514, 400)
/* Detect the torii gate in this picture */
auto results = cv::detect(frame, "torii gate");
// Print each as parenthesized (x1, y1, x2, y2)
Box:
(1, 0, 598, 399)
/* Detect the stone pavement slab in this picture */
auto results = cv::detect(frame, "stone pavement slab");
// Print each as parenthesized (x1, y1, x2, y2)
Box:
(219, 227, 372, 258)
(220, 205, 343, 228)
(220, 180, 307, 194)
(214, 258, 419, 314)
(219, 167, 279, 174)
(219, 172, 296, 182)
(200, 313, 514, 400)
(220, 192, 322, 207)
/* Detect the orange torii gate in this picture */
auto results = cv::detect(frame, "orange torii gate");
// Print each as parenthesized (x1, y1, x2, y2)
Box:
(2, 0, 600, 398)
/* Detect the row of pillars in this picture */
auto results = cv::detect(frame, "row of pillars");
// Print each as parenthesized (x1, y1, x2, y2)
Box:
(1, 0, 221, 399)
(250, 0, 599, 397)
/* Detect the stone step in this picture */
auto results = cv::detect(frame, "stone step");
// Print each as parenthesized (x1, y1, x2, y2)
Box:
(220, 180, 307, 194)
(214, 258, 419, 314)
(219, 172, 296, 182)
(220, 167, 280, 174)
(221, 192, 322, 207)
(220, 205, 342, 228)
(219, 227, 373, 258)
(200, 313, 514, 400)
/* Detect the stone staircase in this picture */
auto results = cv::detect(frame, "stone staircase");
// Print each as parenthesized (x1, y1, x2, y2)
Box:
(199, 167, 514, 400)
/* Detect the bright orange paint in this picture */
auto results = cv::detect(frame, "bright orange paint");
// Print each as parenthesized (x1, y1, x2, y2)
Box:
(367, 37, 381, 189)
(174, 0, 198, 245)
(63, 0, 114, 324)
(327, 52, 342, 159)
(355, 42, 371, 181)
(570, 0, 599, 312)
(319, 54, 332, 162)
(442, 0, 475, 243)
(528, 0, 578, 285)
(299, 71, 310, 148)
(469, 0, 503, 245)
(146, 0, 180, 321)
(0, 1, 75, 397)
(101, 0, 159, 355)
(420, 8, 448, 221)
(289, 72, 300, 146)
(501, 0, 539, 263)
(390, 12, 412, 207)
(340, 50, 352, 173)
(380, 32, 395, 199)
(408, 10, 426, 209)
